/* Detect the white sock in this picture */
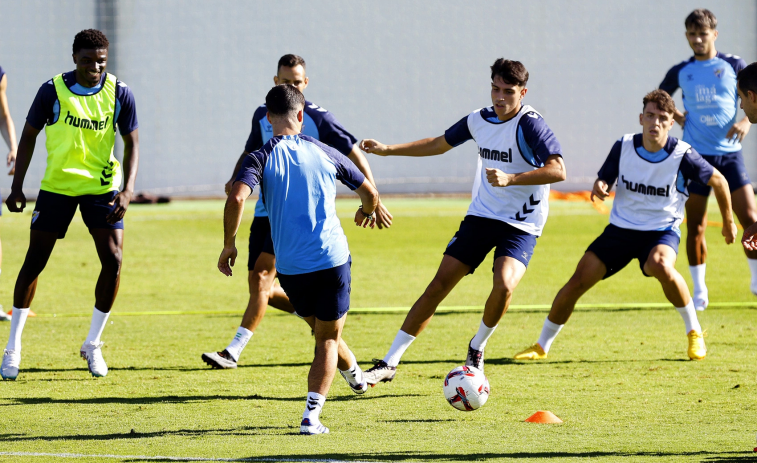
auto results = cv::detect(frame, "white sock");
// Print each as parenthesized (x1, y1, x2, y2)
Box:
(748, 259, 757, 294)
(339, 349, 364, 384)
(676, 299, 701, 334)
(383, 330, 416, 367)
(7, 307, 30, 352)
(303, 392, 326, 422)
(537, 318, 564, 353)
(689, 264, 707, 293)
(85, 307, 110, 344)
(225, 327, 253, 361)
(470, 320, 497, 350)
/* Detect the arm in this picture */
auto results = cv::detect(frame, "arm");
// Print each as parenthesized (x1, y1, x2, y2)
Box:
(225, 151, 249, 195)
(346, 144, 393, 229)
(486, 155, 566, 187)
(360, 135, 452, 157)
(218, 181, 252, 276)
(353, 178, 379, 229)
(106, 129, 139, 224)
(673, 109, 686, 128)
(0, 75, 17, 174)
(5, 122, 41, 212)
(708, 169, 737, 244)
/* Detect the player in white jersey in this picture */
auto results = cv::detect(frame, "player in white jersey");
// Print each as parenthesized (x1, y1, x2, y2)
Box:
(359, 59, 566, 385)
(514, 90, 737, 362)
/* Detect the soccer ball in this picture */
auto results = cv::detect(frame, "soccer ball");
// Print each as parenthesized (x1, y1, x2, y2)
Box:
(442, 365, 490, 411)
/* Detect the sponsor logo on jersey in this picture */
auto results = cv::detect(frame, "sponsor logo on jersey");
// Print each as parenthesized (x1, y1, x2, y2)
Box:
(620, 175, 670, 197)
(479, 147, 512, 163)
(64, 111, 109, 131)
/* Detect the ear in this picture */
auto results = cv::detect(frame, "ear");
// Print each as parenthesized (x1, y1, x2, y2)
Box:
(302, 76, 309, 90)
(273, 76, 279, 85)
(712, 29, 719, 40)
(297, 109, 304, 122)
(72, 53, 77, 64)
(749, 90, 757, 104)
(639, 113, 643, 125)
(520, 87, 528, 98)
(266, 112, 271, 124)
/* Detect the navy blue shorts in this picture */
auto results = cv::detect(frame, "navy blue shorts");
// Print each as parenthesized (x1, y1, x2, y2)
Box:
(688, 150, 751, 196)
(277, 258, 351, 321)
(31, 190, 123, 239)
(587, 224, 680, 279)
(247, 216, 275, 270)
(444, 215, 537, 274)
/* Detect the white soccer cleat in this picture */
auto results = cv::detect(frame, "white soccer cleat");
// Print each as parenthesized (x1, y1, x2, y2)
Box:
(80, 341, 108, 377)
(299, 418, 329, 435)
(0, 310, 10, 322)
(339, 368, 368, 394)
(693, 291, 709, 312)
(1, 349, 20, 380)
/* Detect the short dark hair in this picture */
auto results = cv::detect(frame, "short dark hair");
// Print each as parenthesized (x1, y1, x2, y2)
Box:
(490, 59, 528, 87)
(72, 29, 109, 54)
(277, 54, 306, 73)
(642, 89, 676, 115)
(738, 63, 757, 96)
(685, 9, 717, 30)
(265, 84, 306, 118)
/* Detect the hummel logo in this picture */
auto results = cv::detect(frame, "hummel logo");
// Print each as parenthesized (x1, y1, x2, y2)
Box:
(514, 194, 540, 221)
(527, 112, 539, 119)
(687, 74, 694, 81)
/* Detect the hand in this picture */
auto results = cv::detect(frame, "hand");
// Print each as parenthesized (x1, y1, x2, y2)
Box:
(5, 188, 25, 212)
(674, 111, 687, 128)
(354, 207, 376, 229)
(726, 118, 751, 143)
(722, 220, 737, 245)
(6, 150, 16, 175)
(485, 168, 513, 187)
(591, 179, 610, 202)
(360, 139, 389, 156)
(218, 247, 237, 276)
(224, 179, 234, 196)
(742, 223, 757, 251)
(106, 190, 133, 224)
(374, 200, 393, 229)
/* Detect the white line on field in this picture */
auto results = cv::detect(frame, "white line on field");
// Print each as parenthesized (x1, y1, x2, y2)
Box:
(0, 452, 381, 462)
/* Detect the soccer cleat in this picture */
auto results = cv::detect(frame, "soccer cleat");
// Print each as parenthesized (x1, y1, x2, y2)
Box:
(693, 292, 708, 312)
(1, 349, 20, 380)
(339, 369, 368, 394)
(0, 310, 10, 322)
(687, 330, 706, 360)
(201, 350, 238, 369)
(299, 418, 329, 435)
(465, 340, 485, 371)
(80, 341, 108, 377)
(363, 359, 396, 386)
(513, 343, 547, 360)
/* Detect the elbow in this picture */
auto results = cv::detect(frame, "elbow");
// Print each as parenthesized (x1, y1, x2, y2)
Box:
(555, 163, 567, 182)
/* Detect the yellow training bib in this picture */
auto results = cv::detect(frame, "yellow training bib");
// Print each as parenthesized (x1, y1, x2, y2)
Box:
(42, 73, 121, 196)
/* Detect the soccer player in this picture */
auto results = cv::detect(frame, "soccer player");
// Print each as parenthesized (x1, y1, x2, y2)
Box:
(0, 65, 18, 322)
(0, 30, 139, 380)
(202, 54, 391, 369)
(359, 59, 565, 385)
(220, 84, 378, 435)
(737, 64, 757, 250)
(659, 8, 755, 310)
(514, 90, 737, 362)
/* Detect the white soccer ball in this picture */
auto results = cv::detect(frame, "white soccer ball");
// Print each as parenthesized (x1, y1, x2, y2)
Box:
(442, 365, 490, 411)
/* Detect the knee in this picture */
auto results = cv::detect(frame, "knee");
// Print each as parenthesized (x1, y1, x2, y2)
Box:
(687, 220, 706, 238)
(491, 278, 516, 300)
(647, 259, 674, 281)
(424, 278, 452, 300)
(101, 249, 122, 274)
(249, 270, 274, 292)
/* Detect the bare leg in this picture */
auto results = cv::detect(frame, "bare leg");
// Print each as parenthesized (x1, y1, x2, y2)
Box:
(731, 184, 757, 259)
(13, 230, 58, 308)
(685, 193, 708, 266)
(308, 315, 346, 395)
(239, 252, 293, 332)
(547, 252, 607, 325)
(302, 315, 353, 370)
(90, 229, 123, 313)
(643, 245, 690, 308)
(481, 256, 527, 328)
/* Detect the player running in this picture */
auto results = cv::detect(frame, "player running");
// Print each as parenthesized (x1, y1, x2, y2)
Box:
(1, 30, 139, 380)
(202, 54, 391, 369)
(220, 84, 378, 435)
(514, 90, 736, 362)
(659, 9, 755, 310)
(360, 59, 565, 385)
(0, 65, 18, 322)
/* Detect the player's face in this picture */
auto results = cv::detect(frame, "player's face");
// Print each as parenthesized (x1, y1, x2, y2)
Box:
(738, 87, 757, 124)
(685, 27, 718, 58)
(72, 48, 108, 88)
(639, 103, 674, 143)
(491, 76, 527, 121)
(274, 65, 308, 93)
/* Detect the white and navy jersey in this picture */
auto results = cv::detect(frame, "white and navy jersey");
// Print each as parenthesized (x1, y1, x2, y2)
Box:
(444, 105, 563, 236)
(245, 101, 358, 218)
(598, 134, 714, 232)
(235, 134, 366, 275)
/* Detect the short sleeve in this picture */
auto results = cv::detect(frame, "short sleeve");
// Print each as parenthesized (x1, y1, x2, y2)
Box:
(234, 148, 267, 192)
(597, 140, 622, 184)
(303, 136, 365, 190)
(680, 148, 714, 185)
(26, 80, 57, 130)
(316, 111, 358, 156)
(659, 63, 685, 96)
(0, 66, 5, 83)
(244, 107, 266, 153)
(517, 112, 562, 165)
(115, 81, 138, 135)
(444, 115, 473, 147)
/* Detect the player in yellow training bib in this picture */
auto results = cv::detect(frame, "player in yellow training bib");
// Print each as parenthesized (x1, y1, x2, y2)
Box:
(0, 29, 140, 381)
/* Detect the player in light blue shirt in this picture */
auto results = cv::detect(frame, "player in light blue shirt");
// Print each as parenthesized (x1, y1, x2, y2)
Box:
(219, 84, 379, 435)
(659, 9, 757, 309)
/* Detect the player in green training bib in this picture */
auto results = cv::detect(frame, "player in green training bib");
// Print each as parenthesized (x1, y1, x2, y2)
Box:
(0, 30, 140, 381)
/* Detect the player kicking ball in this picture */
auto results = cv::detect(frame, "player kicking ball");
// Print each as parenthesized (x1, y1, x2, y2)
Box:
(514, 90, 736, 362)
(219, 85, 379, 434)
(360, 59, 565, 385)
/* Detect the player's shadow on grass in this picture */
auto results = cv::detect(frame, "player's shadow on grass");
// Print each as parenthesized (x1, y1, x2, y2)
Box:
(487, 357, 688, 366)
(0, 426, 291, 442)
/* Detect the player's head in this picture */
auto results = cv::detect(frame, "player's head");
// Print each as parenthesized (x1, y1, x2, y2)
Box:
(684, 9, 718, 58)
(738, 63, 757, 123)
(265, 84, 306, 130)
(72, 29, 109, 87)
(274, 54, 308, 93)
(639, 89, 676, 142)
(490, 59, 528, 120)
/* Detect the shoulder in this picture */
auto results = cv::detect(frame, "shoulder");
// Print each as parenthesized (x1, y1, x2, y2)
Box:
(717, 52, 746, 74)
(304, 101, 336, 123)
(668, 57, 695, 75)
(36, 77, 58, 100)
(0, 66, 4, 82)
(517, 109, 547, 129)
(252, 104, 268, 122)
(115, 79, 135, 100)
(300, 134, 339, 156)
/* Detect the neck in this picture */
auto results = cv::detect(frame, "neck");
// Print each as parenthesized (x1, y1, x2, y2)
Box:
(273, 122, 302, 136)
(642, 134, 667, 152)
(498, 103, 522, 121)
(694, 48, 717, 61)
(75, 71, 103, 88)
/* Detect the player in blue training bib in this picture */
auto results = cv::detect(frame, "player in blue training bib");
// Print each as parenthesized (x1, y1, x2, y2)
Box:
(514, 90, 737, 362)
(659, 9, 757, 309)
(219, 84, 379, 435)
(359, 59, 566, 385)
(202, 54, 392, 370)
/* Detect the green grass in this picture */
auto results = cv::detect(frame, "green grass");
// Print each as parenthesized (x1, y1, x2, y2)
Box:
(0, 198, 756, 462)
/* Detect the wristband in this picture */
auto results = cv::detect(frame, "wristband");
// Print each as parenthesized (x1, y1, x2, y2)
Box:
(358, 205, 374, 220)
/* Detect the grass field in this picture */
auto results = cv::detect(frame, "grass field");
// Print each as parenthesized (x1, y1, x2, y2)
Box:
(1, 197, 756, 462)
